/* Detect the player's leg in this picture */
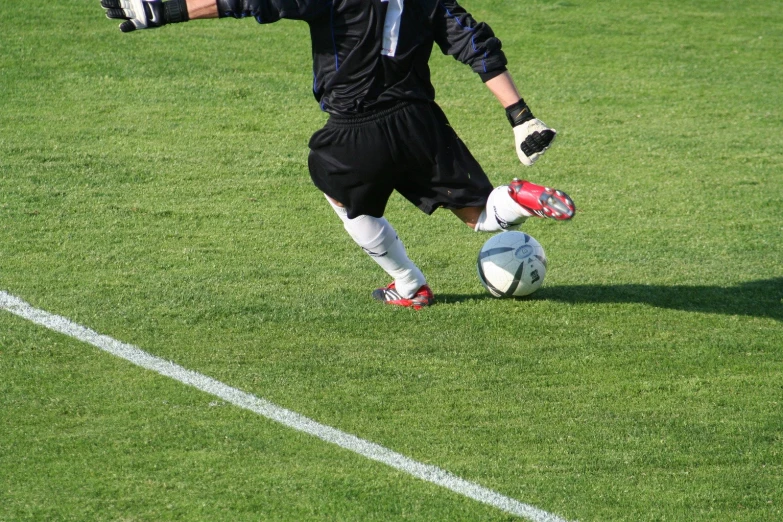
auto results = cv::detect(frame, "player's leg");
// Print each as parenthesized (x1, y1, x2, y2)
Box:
(324, 196, 431, 306)
(451, 184, 530, 232)
(309, 111, 434, 309)
(452, 179, 575, 232)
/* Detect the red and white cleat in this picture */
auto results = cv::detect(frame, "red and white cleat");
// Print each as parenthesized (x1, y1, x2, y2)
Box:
(371, 282, 434, 310)
(508, 178, 576, 221)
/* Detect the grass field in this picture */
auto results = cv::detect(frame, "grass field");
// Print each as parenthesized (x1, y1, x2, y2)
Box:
(1, 0, 781, 520)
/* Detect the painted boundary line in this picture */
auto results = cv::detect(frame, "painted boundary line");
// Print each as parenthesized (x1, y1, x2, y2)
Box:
(0, 290, 570, 522)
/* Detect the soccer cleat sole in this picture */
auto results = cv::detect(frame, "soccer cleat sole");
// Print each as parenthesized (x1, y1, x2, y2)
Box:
(509, 179, 575, 221)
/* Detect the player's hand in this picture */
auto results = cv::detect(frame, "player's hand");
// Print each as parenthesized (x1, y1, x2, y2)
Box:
(513, 118, 557, 167)
(102, 0, 167, 32)
(505, 99, 557, 166)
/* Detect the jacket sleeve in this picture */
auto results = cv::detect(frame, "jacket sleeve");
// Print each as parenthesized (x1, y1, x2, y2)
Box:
(432, 0, 507, 78)
(216, 0, 327, 23)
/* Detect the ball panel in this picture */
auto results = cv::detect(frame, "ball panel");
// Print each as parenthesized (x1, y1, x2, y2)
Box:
(478, 246, 514, 261)
(505, 257, 529, 297)
(477, 259, 505, 297)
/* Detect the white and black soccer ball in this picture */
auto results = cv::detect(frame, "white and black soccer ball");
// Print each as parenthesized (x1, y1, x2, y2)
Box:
(477, 231, 547, 298)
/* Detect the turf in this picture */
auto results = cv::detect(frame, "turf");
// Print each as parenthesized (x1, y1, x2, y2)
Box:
(1, 0, 781, 520)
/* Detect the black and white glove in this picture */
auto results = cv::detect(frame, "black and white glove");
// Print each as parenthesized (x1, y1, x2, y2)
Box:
(506, 99, 557, 166)
(101, 0, 189, 32)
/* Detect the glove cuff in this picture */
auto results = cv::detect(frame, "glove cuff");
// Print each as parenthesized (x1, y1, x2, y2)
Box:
(164, 0, 190, 23)
(505, 99, 535, 128)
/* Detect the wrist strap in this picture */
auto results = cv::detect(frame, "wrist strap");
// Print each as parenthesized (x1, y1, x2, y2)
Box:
(164, 0, 190, 23)
(505, 99, 535, 127)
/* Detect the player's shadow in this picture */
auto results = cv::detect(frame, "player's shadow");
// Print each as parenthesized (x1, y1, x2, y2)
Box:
(538, 277, 783, 321)
(442, 277, 783, 321)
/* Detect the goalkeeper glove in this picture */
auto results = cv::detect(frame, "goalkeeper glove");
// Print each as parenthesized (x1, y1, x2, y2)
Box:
(506, 99, 557, 166)
(101, 0, 189, 32)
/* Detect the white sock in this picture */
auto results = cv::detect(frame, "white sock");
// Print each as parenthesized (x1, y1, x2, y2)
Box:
(326, 197, 426, 298)
(474, 185, 529, 232)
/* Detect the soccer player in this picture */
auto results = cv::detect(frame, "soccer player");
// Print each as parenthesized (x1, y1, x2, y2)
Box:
(101, 0, 576, 309)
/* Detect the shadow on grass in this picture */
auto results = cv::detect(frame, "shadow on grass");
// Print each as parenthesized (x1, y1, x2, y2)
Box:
(440, 277, 783, 321)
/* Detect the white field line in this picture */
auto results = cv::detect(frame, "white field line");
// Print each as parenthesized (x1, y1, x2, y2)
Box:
(0, 290, 571, 522)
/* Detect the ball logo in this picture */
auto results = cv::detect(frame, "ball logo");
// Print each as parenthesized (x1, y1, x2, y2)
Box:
(514, 245, 534, 259)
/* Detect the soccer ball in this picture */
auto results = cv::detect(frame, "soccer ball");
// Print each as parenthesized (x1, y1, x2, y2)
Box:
(477, 231, 547, 297)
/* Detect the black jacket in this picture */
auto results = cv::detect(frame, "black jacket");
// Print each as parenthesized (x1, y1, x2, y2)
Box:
(217, 0, 507, 114)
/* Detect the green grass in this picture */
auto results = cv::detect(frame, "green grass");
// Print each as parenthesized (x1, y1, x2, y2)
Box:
(1, 0, 781, 520)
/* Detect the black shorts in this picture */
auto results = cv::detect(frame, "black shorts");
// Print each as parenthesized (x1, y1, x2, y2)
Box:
(308, 101, 493, 219)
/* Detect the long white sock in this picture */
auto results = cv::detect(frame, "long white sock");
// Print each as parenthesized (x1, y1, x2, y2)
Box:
(474, 185, 529, 232)
(326, 197, 426, 298)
